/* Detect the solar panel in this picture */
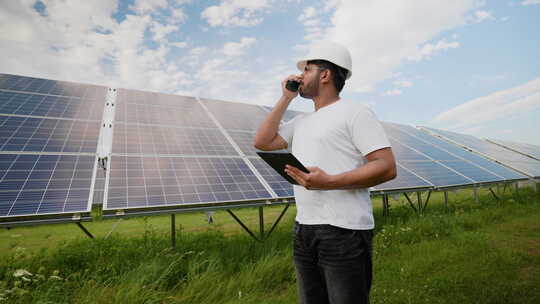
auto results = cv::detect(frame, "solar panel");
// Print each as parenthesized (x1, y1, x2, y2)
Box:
(0, 73, 106, 100)
(105, 156, 272, 212)
(382, 122, 490, 189)
(487, 139, 540, 161)
(201, 98, 268, 131)
(383, 123, 510, 184)
(103, 90, 278, 216)
(0, 116, 100, 153)
(0, 73, 104, 226)
(249, 158, 293, 197)
(405, 126, 527, 181)
(372, 163, 432, 192)
(112, 123, 238, 156)
(115, 91, 216, 129)
(400, 161, 472, 188)
(0, 154, 96, 224)
(0, 91, 104, 120)
(422, 127, 540, 178)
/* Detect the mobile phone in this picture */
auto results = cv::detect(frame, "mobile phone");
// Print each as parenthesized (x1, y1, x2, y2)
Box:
(285, 80, 300, 92)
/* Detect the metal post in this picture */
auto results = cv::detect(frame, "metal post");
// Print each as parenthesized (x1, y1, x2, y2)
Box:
(259, 207, 264, 240)
(473, 187, 479, 204)
(416, 192, 422, 212)
(171, 214, 176, 249)
(444, 191, 449, 209)
(382, 194, 389, 216)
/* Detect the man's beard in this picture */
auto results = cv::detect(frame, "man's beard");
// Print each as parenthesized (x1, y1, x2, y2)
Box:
(299, 80, 319, 99)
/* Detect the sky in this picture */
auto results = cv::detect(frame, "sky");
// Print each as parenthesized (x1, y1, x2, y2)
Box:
(1, 0, 539, 145)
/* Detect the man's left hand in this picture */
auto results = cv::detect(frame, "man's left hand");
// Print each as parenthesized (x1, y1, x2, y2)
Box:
(285, 165, 334, 190)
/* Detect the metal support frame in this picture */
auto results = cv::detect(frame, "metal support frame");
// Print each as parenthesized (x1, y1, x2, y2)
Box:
(171, 214, 176, 249)
(76, 222, 94, 239)
(488, 187, 499, 201)
(403, 191, 432, 213)
(226, 204, 290, 242)
(403, 192, 418, 213)
(473, 187, 479, 204)
(382, 194, 390, 216)
(444, 191, 449, 209)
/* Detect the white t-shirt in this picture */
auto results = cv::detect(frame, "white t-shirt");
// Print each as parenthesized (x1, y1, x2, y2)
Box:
(278, 100, 390, 230)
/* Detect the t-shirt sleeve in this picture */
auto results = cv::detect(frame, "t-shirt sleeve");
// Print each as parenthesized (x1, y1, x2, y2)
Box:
(278, 115, 301, 148)
(350, 106, 391, 156)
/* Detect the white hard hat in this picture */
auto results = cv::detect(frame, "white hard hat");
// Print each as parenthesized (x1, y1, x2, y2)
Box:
(296, 41, 352, 79)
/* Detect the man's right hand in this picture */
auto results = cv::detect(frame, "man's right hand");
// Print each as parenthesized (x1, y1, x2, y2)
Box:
(282, 75, 302, 100)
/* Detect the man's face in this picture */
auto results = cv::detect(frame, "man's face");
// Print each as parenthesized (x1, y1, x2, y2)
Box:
(299, 64, 322, 99)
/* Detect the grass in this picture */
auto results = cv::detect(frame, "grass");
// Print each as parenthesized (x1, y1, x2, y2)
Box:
(0, 185, 539, 303)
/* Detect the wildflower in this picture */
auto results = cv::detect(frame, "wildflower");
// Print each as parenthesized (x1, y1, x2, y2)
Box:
(13, 269, 32, 278)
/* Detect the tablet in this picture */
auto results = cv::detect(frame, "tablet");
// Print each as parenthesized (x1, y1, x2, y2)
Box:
(256, 152, 309, 185)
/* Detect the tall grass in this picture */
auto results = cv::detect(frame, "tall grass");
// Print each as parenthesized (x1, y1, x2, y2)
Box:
(0, 186, 539, 303)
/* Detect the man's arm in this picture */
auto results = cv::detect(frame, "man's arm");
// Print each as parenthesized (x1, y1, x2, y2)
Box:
(285, 147, 397, 190)
(253, 76, 301, 151)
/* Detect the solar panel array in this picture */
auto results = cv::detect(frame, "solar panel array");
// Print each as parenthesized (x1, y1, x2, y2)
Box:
(487, 139, 540, 161)
(102, 92, 294, 216)
(0, 73, 104, 226)
(373, 122, 528, 193)
(1, 73, 536, 225)
(422, 127, 540, 178)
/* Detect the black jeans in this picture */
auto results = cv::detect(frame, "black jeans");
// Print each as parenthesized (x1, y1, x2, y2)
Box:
(293, 222, 373, 304)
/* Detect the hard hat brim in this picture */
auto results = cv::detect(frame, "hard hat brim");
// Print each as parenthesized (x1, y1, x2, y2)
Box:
(296, 59, 352, 79)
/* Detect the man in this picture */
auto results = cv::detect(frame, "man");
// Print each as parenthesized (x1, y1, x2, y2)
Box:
(253, 42, 396, 304)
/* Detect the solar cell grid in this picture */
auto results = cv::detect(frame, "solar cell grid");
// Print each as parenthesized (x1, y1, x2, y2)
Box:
(0, 116, 100, 153)
(112, 123, 238, 156)
(383, 123, 460, 161)
(488, 139, 540, 160)
(439, 161, 501, 183)
(201, 98, 267, 131)
(373, 163, 432, 191)
(400, 161, 472, 188)
(410, 128, 526, 180)
(0, 74, 107, 100)
(105, 156, 272, 210)
(249, 158, 293, 197)
(387, 137, 430, 161)
(115, 102, 215, 128)
(423, 127, 540, 177)
(0, 91, 104, 120)
(0, 154, 94, 218)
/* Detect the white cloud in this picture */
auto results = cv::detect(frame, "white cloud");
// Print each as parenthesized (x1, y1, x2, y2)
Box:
(472, 10, 494, 23)
(0, 1, 193, 94)
(383, 89, 403, 96)
(431, 77, 540, 129)
(222, 37, 257, 56)
(299, 7, 316, 21)
(130, 0, 168, 14)
(319, 0, 479, 93)
(201, 0, 269, 27)
(151, 21, 179, 42)
(521, 0, 540, 5)
(408, 39, 460, 61)
(171, 41, 188, 48)
(394, 80, 413, 88)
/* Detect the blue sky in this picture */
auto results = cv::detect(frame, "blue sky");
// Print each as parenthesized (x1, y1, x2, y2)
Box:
(1, 0, 539, 144)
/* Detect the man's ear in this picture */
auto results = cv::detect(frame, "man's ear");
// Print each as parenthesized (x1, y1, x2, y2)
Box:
(320, 69, 331, 84)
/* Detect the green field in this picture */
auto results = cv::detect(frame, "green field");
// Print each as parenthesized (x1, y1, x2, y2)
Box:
(1, 186, 539, 303)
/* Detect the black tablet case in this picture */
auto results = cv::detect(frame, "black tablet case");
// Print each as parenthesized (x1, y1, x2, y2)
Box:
(256, 152, 309, 185)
